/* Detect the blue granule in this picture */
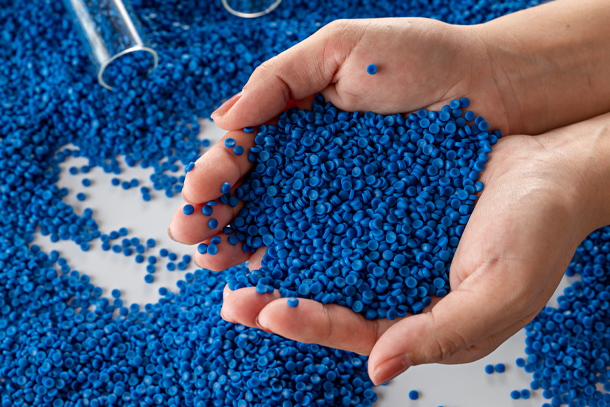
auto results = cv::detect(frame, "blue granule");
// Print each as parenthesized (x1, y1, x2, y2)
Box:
(76, 192, 86, 201)
(111, 178, 120, 186)
(495, 363, 506, 373)
(511, 390, 521, 400)
(408, 390, 419, 400)
(227, 95, 500, 319)
(522, 226, 610, 407)
(366, 64, 378, 75)
(485, 364, 495, 374)
(287, 297, 300, 307)
(520, 389, 530, 399)
(82, 178, 91, 187)
(183, 204, 195, 215)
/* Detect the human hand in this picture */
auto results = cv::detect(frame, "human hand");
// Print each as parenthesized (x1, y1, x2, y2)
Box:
(218, 113, 610, 384)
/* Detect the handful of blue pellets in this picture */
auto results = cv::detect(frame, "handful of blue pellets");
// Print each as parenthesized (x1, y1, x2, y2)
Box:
(227, 94, 500, 319)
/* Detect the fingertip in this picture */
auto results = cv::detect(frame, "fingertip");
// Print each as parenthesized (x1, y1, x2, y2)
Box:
(221, 286, 280, 328)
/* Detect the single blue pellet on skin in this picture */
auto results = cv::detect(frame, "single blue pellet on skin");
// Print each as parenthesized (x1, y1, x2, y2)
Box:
(202, 205, 213, 216)
(485, 364, 495, 374)
(185, 162, 195, 173)
(366, 64, 378, 75)
(408, 390, 419, 400)
(244, 127, 254, 133)
(197, 243, 208, 254)
(495, 363, 506, 373)
(510, 391, 521, 400)
(209, 218, 218, 229)
(287, 298, 299, 307)
(76, 192, 86, 201)
(211, 236, 221, 244)
(183, 204, 194, 215)
(221, 182, 231, 194)
(82, 178, 91, 187)
(168, 252, 178, 261)
(207, 244, 219, 255)
(225, 138, 236, 148)
(233, 145, 244, 156)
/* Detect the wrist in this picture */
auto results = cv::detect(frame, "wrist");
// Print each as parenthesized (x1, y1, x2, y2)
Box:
(473, 0, 610, 136)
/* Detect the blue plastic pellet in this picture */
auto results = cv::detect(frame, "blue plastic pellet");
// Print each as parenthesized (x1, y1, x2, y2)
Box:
(167, 262, 176, 271)
(148, 256, 157, 264)
(76, 192, 86, 201)
(408, 390, 419, 400)
(183, 204, 194, 215)
(209, 218, 218, 229)
(121, 181, 131, 190)
(485, 364, 495, 374)
(366, 64, 378, 75)
(168, 252, 178, 261)
(111, 289, 121, 298)
(135, 254, 144, 263)
(118, 227, 128, 236)
(146, 238, 156, 248)
(111, 178, 120, 186)
(160, 248, 169, 257)
(516, 358, 525, 367)
(510, 391, 521, 400)
(287, 297, 299, 307)
(82, 178, 91, 187)
(244, 127, 254, 133)
(144, 274, 154, 283)
(69, 166, 78, 175)
(207, 244, 219, 255)
(177, 261, 187, 270)
(234, 145, 244, 156)
(202, 205, 213, 216)
(495, 363, 506, 373)
(211, 236, 221, 244)
(185, 162, 195, 173)
(130, 178, 139, 187)
(225, 138, 236, 148)
(221, 182, 231, 194)
(521, 389, 530, 399)
(146, 264, 155, 274)
(197, 243, 208, 254)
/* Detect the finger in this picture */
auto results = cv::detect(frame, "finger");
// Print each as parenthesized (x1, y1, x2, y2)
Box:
(248, 247, 267, 270)
(440, 307, 540, 365)
(193, 234, 252, 272)
(221, 286, 280, 327)
(210, 20, 362, 130)
(182, 130, 255, 205)
(256, 298, 397, 356)
(168, 200, 243, 245)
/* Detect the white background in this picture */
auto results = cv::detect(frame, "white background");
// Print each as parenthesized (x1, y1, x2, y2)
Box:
(33, 119, 569, 407)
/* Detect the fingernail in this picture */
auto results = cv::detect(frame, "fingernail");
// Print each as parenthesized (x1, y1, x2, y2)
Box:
(167, 227, 176, 242)
(211, 91, 242, 119)
(255, 316, 273, 333)
(372, 355, 412, 385)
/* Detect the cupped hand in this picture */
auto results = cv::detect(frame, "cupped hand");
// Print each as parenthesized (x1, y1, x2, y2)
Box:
(216, 113, 610, 385)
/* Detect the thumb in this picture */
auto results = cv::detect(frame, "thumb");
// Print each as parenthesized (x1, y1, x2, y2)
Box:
(367, 264, 531, 385)
(210, 20, 363, 130)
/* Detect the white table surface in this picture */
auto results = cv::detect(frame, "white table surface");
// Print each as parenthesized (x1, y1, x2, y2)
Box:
(33, 118, 569, 407)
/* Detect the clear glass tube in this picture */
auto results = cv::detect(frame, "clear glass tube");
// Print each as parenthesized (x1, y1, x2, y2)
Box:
(62, 0, 158, 90)
(222, 0, 282, 18)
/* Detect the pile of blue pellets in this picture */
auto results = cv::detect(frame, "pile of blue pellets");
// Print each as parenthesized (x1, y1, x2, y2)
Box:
(226, 95, 500, 319)
(15, 0, 610, 406)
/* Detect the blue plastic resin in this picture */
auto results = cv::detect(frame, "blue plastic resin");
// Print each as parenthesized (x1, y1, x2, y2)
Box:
(485, 364, 494, 374)
(367, 64, 378, 75)
(408, 390, 419, 400)
(287, 297, 299, 307)
(183, 204, 195, 215)
(495, 363, 505, 373)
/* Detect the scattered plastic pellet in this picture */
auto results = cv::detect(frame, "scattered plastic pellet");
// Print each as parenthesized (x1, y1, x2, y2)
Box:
(244, 127, 254, 133)
(144, 274, 154, 283)
(520, 389, 530, 399)
(516, 358, 525, 367)
(511, 390, 521, 400)
(82, 178, 91, 187)
(225, 138, 236, 148)
(197, 243, 208, 254)
(183, 204, 195, 215)
(146, 238, 156, 248)
(185, 162, 195, 173)
(76, 192, 86, 201)
(485, 364, 495, 374)
(233, 145, 245, 156)
(69, 166, 78, 175)
(159, 248, 169, 257)
(287, 297, 299, 307)
(208, 218, 218, 229)
(111, 177, 120, 186)
(221, 182, 231, 194)
(167, 262, 176, 271)
(367, 64, 378, 75)
(409, 390, 419, 400)
(207, 243, 219, 255)
(495, 363, 506, 373)
(202, 205, 214, 216)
